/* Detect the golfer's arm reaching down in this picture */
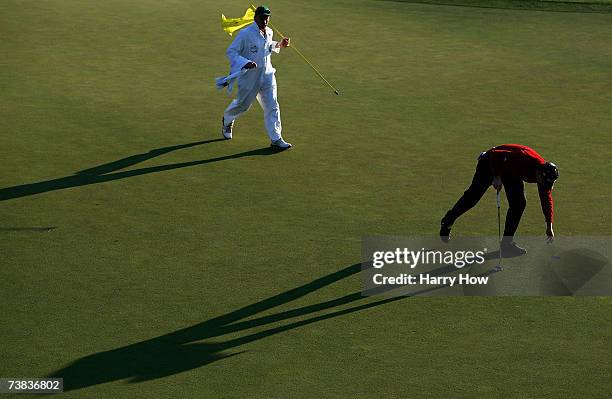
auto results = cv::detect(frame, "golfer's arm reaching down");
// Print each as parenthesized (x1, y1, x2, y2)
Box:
(538, 184, 555, 242)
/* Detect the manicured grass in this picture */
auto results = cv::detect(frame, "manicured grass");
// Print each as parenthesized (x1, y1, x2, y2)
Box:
(1, 0, 611, 397)
(397, 0, 612, 13)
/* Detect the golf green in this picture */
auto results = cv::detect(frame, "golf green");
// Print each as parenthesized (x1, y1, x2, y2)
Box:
(1, 0, 611, 397)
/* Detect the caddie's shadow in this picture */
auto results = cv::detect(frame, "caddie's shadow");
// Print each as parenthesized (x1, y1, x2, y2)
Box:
(0, 139, 279, 202)
(48, 261, 473, 392)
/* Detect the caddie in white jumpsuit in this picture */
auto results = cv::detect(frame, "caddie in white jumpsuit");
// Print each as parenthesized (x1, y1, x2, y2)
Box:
(222, 5, 292, 150)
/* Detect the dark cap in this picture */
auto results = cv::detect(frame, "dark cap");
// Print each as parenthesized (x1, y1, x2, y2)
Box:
(254, 5, 271, 16)
(540, 162, 559, 185)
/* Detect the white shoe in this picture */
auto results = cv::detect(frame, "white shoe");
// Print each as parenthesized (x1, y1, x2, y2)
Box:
(222, 117, 233, 139)
(270, 137, 292, 150)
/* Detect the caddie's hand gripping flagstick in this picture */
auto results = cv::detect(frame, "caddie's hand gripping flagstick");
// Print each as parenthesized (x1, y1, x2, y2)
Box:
(250, 4, 340, 95)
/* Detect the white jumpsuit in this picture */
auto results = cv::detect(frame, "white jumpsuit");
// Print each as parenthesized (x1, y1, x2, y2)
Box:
(223, 22, 283, 141)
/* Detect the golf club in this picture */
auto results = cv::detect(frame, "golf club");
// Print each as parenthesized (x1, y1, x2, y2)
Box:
(495, 189, 503, 272)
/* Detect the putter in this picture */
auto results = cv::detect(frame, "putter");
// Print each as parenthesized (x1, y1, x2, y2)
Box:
(494, 190, 503, 272)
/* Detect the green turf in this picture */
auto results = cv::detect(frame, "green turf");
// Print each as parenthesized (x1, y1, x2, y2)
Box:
(396, 0, 612, 13)
(1, 0, 611, 397)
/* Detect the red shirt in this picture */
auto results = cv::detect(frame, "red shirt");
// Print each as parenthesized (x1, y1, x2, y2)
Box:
(486, 144, 554, 223)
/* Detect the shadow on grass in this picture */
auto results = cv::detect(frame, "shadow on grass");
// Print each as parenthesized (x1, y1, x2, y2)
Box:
(48, 261, 469, 391)
(377, 0, 612, 13)
(0, 139, 279, 202)
(483, 248, 526, 260)
(0, 227, 57, 232)
(539, 248, 607, 295)
(46, 249, 605, 391)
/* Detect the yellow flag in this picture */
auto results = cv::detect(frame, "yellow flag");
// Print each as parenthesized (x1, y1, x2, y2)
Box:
(221, 6, 255, 36)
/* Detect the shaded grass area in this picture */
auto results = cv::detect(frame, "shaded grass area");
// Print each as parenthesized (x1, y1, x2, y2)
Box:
(0, 140, 280, 202)
(1, 0, 611, 398)
(385, 0, 612, 13)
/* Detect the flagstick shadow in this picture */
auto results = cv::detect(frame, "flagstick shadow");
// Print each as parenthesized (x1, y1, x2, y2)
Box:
(0, 227, 57, 232)
(0, 139, 278, 202)
(47, 261, 475, 391)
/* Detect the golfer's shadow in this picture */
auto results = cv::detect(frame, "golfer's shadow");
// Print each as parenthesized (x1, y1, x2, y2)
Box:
(48, 261, 469, 391)
(0, 139, 278, 202)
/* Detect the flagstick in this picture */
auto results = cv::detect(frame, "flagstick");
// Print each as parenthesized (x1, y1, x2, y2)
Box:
(270, 22, 339, 95)
(251, 5, 340, 95)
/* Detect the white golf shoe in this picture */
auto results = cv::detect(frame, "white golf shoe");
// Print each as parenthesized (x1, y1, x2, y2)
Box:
(221, 117, 233, 139)
(270, 137, 292, 150)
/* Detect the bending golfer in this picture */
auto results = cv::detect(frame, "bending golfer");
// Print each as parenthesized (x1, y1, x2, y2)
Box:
(440, 144, 559, 255)
(221, 5, 292, 150)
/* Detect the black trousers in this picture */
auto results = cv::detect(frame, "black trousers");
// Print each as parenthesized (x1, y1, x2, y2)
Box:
(443, 156, 526, 238)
